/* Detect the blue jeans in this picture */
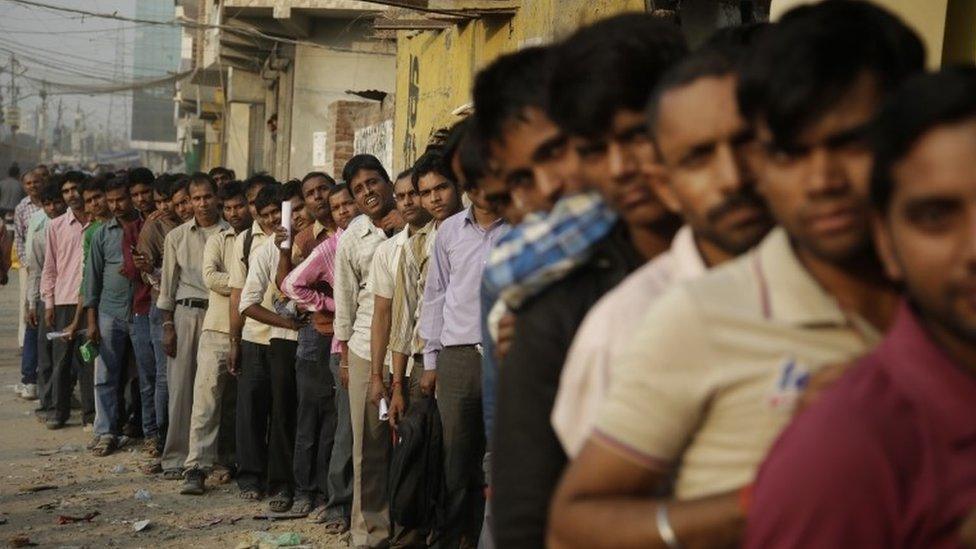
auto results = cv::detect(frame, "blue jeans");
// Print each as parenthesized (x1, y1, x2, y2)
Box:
(149, 303, 169, 434)
(94, 313, 131, 437)
(130, 313, 159, 438)
(21, 324, 38, 384)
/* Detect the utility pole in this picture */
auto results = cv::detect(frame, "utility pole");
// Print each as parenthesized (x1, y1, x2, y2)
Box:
(39, 82, 48, 162)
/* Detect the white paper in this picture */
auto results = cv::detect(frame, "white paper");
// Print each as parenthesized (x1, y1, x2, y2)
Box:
(47, 328, 87, 341)
(280, 200, 292, 250)
(379, 397, 389, 421)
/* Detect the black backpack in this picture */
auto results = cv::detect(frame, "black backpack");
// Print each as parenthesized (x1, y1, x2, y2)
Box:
(388, 396, 444, 531)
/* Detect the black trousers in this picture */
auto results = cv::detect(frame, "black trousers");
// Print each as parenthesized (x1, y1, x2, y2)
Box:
(235, 339, 298, 493)
(293, 338, 336, 499)
(50, 304, 94, 424)
(36, 300, 55, 412)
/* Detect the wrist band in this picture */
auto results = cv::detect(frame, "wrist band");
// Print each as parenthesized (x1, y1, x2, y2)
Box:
(162, 321, 175, 327)
(656, 504, 681, 549)
(340, 364, 349, 369)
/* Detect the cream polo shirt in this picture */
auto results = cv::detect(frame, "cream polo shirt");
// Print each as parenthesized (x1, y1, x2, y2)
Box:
(553, 226, 706, 457)
(594, 228, 882, 499)
(229, 220, 275, 346)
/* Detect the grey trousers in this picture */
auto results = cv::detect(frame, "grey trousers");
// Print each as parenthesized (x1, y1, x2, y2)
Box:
(437, 345, 486, 548)
(184, 329, 236, 471)
(326, 352, 353, 522)
(161, 305, 206, 471)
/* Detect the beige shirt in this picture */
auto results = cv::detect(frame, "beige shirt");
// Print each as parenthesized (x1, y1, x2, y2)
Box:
(553, 226, 706, 457)
(157, 218, 229, 311)
(230, 220, 274, 346)
(201, 227, 238, 334)
(334, 214, 393, 361)
(595, 228, 881, 499)
(367, 228, 411, 372)
(241, 239, 298, 342)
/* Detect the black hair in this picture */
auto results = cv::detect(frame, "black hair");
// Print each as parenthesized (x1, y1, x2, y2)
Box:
(217, 180, 245, 203)
(410, 150, 454, 191)
(255, 184, 281, 213)
(737, 1, 925, 149)
(440, 118, 470, 181)
(328, 183, 351, 202)
(170, 176, 190, 198)
(457, 125, 489, 192)
(395, 168, 414, 183)
(105, 174, 131, 195)
(81, 175, 106, 195)
(277, 179, 303, 203)
(342, 154, 391, 185)
(62, 170, 87, 188)
(8, 163, 19, 178)
(208, 166, 234, 178)
(153, 174, 174, 198)
(301, 171, 335, 186)
(647, 24, 765, 134)
(870, 67, 976, 214)
(187, 172, 216, 194)
(549, 13, 688, 139)
(473, 46, 556, 145)
(245, 173, 277, 196)
(128, 167, 155, 187)
(39, 177, 63, 203)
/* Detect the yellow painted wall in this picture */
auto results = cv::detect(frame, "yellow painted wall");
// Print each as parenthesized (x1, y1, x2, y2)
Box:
(392, 0, 644, 171)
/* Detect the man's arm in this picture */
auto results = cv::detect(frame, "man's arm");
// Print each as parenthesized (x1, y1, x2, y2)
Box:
(369, 294, 393, 404)
(202, 232, 232, 296)
(156, 229, 180, 358)
(388, 244, 418, 356)
(83, 228, 106, 344)
(280, 236, 337, 313)
(332, 236, 358, 350)
(419, 230, 450, 372)
(275, 239, 295, 290)
(40, 218, 58, 312)
(240, 242, 299, 330)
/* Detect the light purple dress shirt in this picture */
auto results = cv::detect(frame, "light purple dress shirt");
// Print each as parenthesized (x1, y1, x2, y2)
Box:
(420, 207, 506, 370)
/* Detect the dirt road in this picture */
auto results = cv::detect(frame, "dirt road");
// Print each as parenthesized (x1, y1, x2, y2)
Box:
(0, 273, 347, 548)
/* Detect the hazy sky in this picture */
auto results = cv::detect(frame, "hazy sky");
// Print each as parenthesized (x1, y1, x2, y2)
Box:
(0, 0, 175, 141)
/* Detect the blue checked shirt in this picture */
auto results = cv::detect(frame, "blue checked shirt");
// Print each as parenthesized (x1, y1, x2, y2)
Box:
(482, 190, 618, 311)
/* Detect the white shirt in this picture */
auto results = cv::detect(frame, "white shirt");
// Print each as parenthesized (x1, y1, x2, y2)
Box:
(552, 226, 706, 457)
(367, 228, 410, 372)
(239, 239, 298, 342)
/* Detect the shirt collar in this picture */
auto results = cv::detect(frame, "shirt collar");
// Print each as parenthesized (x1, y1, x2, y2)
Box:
(753, 227, 860, 327)
(670, 225, 707, 281)
(875, 302, 976, 443)
(106, 217, 123, 230)
(312, 220, 331, 239)
(462, 205, 504, 231)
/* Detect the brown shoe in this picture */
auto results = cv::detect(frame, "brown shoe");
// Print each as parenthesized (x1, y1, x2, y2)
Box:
(142, 436, 160, 457)
(92, 435, 118, 457)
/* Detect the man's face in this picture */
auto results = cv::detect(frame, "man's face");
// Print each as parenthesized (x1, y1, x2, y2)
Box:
(875, 119, 976, 343)
(395, 175, 430, 226)
(105, 187, 134, 220)
(246, 184, 266, 221)
(258, 204, 282, 232)
(62, 180, 83, 211)
(189, 182, 219, 221)
(478, 171, 523, 224)
(328, 188, 359, 230)
(153, 190, 172, 215)
(172, 189, 193, 221)
(83, 189, 109, 219)
(130, 182, 155, 215)
(417, 173, 460, 222)
(222, 195, 251, 232)
(576, 108, 676, 230)
(23, 169, 45, 199)
(41, 198, 66, 219)
(302, 176, 333, 224)
(491, 106, 584, 215)
(755, 73, 880, 263)
(654, 75, 772, 260)
(350, 169, 394, 219)
(212, 171, 231, 188)
(290, 195, 311, 234)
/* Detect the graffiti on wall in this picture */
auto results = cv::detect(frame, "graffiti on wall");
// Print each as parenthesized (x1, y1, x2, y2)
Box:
(354, 119, 394, 176)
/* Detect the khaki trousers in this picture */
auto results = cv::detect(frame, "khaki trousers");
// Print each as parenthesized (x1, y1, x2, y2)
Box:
(348, 351, 390, 548)
(184, 329, 236, 471)
(161, 305, 206, 471)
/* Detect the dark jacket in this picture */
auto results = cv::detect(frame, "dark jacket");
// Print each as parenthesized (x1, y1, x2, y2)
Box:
(389, 395, 444, 530)
(491, 223, 644, 548)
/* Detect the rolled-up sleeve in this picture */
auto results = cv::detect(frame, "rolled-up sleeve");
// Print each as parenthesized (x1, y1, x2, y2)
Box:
(239, 242, 274, 312)
(203, 232, 231, 296)
(156, 229, 180, 311)
(281, 235, 337, 313)
(333, 236, 357, 343)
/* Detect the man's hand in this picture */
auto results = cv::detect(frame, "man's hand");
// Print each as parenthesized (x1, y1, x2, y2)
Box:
(147, 209, 166, 223)
(389, 384, 407, 428)
(45, 307, 54, 328)
(368, 373, 387, 406)
(379, 209, 404, 232)
(87, 317, 101, 346)
(273, 225, 290, 248)
(26, 308, 37, 328)
(496, 312, 516, 361)
(162, 322, 177, 358)
(0, 270, 8, 285)
(133, 251, 153, 274)
(339, 365, 350, 389)
(227, 341, 241, 376)
(420, 369, 437, 396)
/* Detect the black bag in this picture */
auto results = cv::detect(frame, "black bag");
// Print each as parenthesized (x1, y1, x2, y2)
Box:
(389, 396, 444, 530)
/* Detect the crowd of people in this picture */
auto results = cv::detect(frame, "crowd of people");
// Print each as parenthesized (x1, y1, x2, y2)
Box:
(4, 0, 976, 547)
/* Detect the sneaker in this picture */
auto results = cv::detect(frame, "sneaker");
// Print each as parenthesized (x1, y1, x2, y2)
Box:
(21, 384, 38, 400)
(179, 468, 206, 495)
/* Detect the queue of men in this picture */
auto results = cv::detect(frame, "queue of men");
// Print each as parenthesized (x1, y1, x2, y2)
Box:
(7, 1, 976, 547)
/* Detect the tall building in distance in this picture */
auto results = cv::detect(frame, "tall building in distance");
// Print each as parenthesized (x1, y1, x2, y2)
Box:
(130, 0, 181, 171)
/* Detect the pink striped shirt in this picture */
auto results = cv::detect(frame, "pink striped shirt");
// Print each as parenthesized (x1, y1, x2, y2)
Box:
(281, 227, 343, 353)
(41, 209, 89, 309)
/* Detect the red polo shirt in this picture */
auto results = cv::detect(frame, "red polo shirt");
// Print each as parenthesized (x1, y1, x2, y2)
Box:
(746, 302, 976, 548)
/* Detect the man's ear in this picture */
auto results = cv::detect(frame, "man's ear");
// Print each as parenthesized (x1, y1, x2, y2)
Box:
(871, 210, 903, 282)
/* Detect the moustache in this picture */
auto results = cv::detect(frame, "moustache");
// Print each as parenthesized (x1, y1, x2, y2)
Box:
(706, 191, 766, 224)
